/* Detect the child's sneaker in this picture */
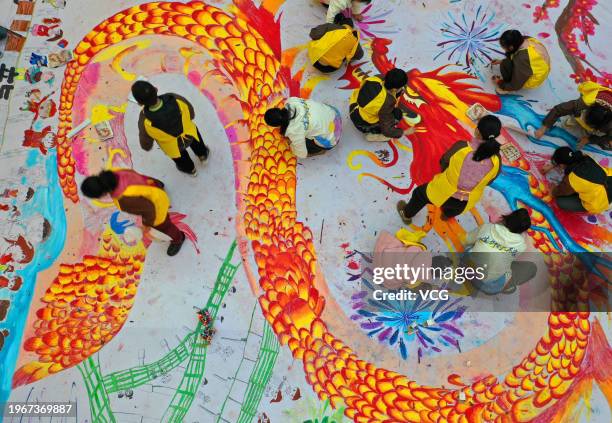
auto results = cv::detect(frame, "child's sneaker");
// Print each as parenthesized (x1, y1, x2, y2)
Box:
(167, 233, 186, 256)
(396, 200, 412, 225)
(189, 168, 198, 177)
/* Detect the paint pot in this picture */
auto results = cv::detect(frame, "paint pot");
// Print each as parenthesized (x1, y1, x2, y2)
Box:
(466, 103, 487, 121)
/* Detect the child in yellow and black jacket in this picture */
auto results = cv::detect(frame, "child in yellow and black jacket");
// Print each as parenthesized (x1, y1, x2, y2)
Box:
(492, 30, 550, 93)
(308, 14, 364, 73)
(132, 81, 210, 176)
(542, 147, 611, 214)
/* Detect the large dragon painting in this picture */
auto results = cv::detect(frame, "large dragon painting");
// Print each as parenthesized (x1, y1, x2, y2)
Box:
(1, 1, 610, 422)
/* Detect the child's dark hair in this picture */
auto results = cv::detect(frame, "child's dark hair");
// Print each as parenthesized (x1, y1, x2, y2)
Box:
(81, 170, 118, 199)
(264, 106, 297, 135)
(333, 14, 354, 27)
(384, 68, 408, 90)
(551, 147, 586, 169)
(473, 115, 502, 162)
(131, 80, 158, 107)
(585, 104, 612, 129)
(502, 208, 531, 234)
(499, 29, 525, 58)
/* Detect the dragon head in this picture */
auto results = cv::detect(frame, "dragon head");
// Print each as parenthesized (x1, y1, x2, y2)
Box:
(342, 37, 503, 187)
(400, 66, 501, 186)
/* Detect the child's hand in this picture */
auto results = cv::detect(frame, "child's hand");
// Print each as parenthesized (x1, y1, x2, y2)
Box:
(490, 59, 502, 65)
(353, 13, 364, 21)
(534, 126, 548, 139)
(540, 163, 554, 175)
(577, 136, 589, 149)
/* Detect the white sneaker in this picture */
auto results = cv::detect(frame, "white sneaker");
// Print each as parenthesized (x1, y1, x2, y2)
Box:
(365, 133, 391, 142)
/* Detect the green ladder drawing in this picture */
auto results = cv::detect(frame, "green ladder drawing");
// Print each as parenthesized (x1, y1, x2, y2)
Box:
(102, 332, 196, 394)
(214, 304, 280, 423)
(161, 241, 240, 422)
(235, 322, 280, 423)
(78, 240, 241, 423)
(78, 356, 116, 423)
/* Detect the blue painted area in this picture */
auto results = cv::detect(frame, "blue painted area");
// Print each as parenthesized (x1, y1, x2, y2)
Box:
(25, 150, 40, 168)
(497, 95, 612, 157)
(0, 151, 67, 407)
(491, 165, 610, 278)
(494, 93, 612, 277)
(110, 211, 134, 235)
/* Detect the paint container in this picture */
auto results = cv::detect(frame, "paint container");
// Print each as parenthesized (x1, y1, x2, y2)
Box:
(468, 104, 530, 137)
(466, 103, 487, 121)
(94, 120, 114, 141)
(500, 144, 521, 163)
(46, 50, 73, 68)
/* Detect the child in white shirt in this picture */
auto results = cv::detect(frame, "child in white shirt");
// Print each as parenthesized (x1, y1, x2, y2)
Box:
(264, 98, 342, 158)
(464, 208, 537, 294)
(319, 0, 372, 24)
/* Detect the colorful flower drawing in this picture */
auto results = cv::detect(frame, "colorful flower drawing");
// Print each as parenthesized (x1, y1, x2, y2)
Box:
(434, 5, 504, 72)
(345, 251, 466, 362)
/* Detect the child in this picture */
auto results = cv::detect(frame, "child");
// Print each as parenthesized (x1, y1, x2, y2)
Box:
(542, 147, 611, 213)
(535, 82, 611, 150)
(319, 0, 371, 24)
(132, 81, 210, 176)
(372, 230, 430, 290)
(264, 97, 342, 158)
(308, 14, 363, 73)
(81, 169, 186, 256)
(397, 115, 502, 223)
(349, 68, 410, 142)
(464, 208, 536, 295)
(491, 30, 550, 92)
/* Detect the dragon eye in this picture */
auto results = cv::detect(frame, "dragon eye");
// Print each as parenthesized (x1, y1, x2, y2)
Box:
(403, 113, 422, 126)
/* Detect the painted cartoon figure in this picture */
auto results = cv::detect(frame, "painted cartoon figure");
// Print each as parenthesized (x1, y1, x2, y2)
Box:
(20, 89, 57, 122)
(24, 66, 55, 86)
(47, 50, 73, 68)
(31, 18, 68, 48)
(0, 213, 46, 274)
(0, 275, 23, 292)
(22, 126, 57, 154)
(29, 50, 73, 68)
(31, 20, 62, 40)
(42, 0, 67, 9)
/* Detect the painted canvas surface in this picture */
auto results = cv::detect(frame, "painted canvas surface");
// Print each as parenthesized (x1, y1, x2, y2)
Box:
(0, 0, 611, 422)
